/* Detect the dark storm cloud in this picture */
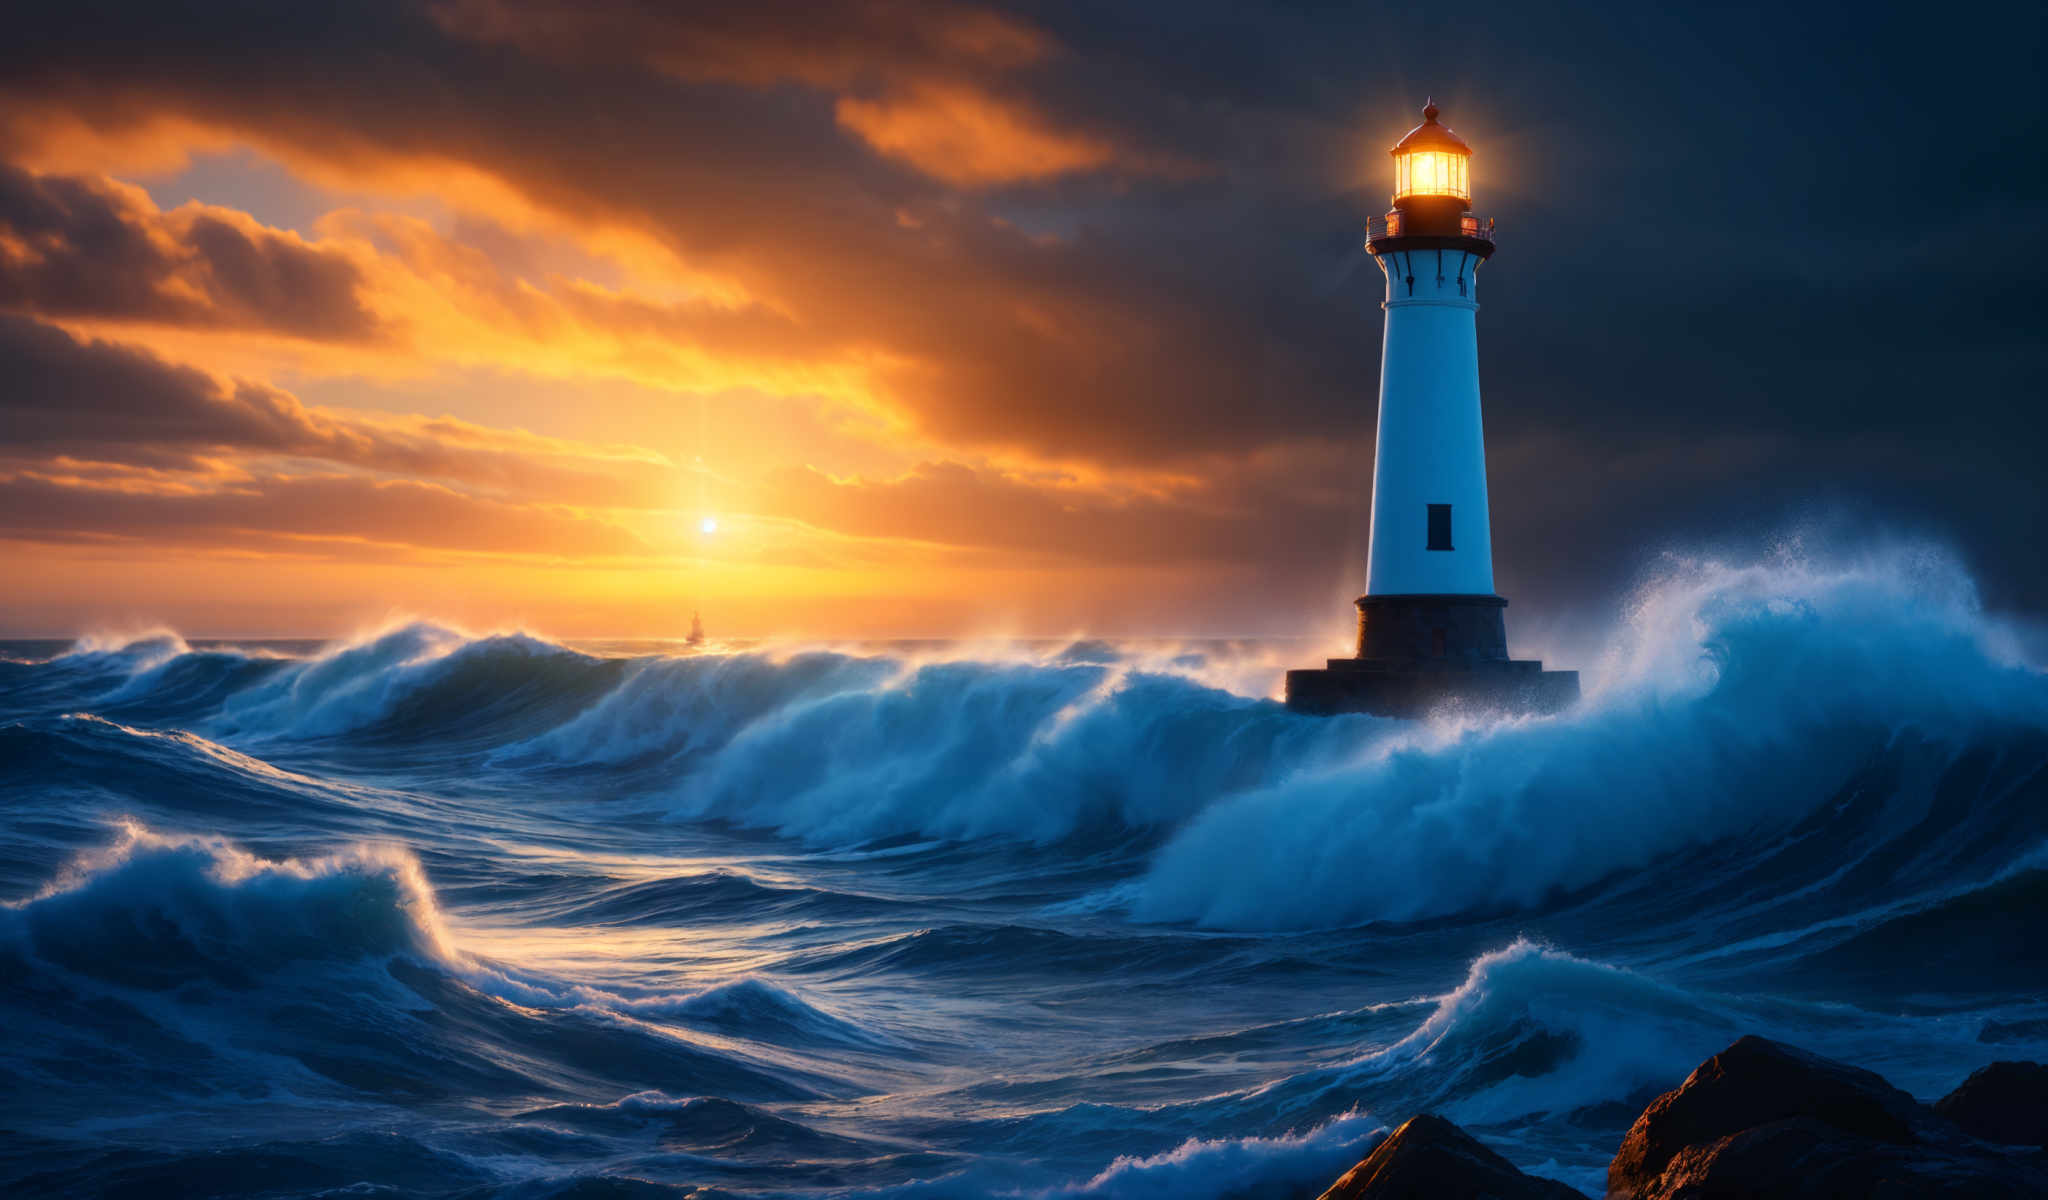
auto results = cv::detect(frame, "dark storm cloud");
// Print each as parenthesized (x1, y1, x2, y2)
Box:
(0, 0, 1364, 461)
(0, 0, 2041, 607)
(426, 0, 1047, 78)
(0, 165, 381, 340)
(761, 456, 1356, 569)
(0, 471, 646, 558)
(0, 311, 1356, 572)
(0, 313, 365, 469)
(0, 315, 682, 508)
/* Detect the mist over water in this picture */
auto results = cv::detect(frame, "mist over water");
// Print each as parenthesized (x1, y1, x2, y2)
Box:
(3, 539, 2045, 1197)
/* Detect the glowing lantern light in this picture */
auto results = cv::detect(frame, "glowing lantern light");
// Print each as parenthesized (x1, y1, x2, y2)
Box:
(1390, 100, 1471, 203)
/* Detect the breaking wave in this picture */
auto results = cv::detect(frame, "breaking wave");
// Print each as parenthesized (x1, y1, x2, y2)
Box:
(16, 541, 2047, 937)
(211, 625, 623, 744)
(1132, 545, 2048, 928)
(1252, 940, 1744, 1126)
(7, 534, 2048, 1195)
(5, 821, 455, 981)
(1, 824, 861, 1111)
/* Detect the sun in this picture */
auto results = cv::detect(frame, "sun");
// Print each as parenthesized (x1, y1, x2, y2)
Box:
(699, 516, 719, 535)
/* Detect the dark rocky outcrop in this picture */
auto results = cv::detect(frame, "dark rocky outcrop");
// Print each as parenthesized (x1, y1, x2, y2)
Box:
(1621, 1114, 2042, 1199)
(1309, 1040, 2048, 1200)
(1607, 1035, 1922, 1193)
(1608, 1036, 2046, 1199)
(1937, 1061, 2048, 1147)
(1314, 1113, 1587, 1200)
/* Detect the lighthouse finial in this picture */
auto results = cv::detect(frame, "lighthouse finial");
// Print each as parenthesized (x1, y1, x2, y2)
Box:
(1423, 97, 1439, 122)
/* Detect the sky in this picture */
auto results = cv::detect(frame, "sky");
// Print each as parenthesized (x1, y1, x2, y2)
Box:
(0, 0, 2041, 640)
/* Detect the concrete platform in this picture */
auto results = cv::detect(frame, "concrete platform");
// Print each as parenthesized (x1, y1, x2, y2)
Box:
(1284, 655, 1579, 719)
(1285, 593, 1579, 718)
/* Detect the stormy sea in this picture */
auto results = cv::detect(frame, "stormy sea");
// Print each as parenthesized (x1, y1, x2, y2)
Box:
(3, 543, 2045, 1198)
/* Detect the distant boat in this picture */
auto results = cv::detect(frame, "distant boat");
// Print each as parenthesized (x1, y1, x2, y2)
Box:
(686, 611, 705, 647)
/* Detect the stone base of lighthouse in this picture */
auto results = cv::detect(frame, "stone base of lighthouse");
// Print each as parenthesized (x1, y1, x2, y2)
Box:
(1284, 595, 1579, 718)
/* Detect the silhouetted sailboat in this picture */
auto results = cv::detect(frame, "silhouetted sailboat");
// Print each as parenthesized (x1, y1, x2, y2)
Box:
(686, 610, 705, 647)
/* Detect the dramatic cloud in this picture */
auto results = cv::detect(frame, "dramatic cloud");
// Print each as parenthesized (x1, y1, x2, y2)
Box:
(0, 0, 1358, 466)
(761, 456, 1356, 568)
(0, 163, 893, 415)
(0, 314, 687, 509)
(0, 0, 2040, 634)
(833, 83, 1122, 186)
(0, 165, 379, 339)
(427, 0, 1157, 186)
(427, 0, 1053, 89)
(0, 471, 645, 559)
(0, 314, 1367, 579)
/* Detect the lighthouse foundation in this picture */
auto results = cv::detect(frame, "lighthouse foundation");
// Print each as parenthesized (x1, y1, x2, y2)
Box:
(1284, 594, 1578, 718)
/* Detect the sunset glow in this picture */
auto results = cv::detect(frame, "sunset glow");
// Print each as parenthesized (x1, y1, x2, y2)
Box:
(0, 2, 1383, 640)
(0, 3, 2037, 644)
(4, 8, 2042, 1200)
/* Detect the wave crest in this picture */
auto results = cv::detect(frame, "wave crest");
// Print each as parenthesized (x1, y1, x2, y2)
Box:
(667, 662, 1358, 846)
(213, 621, 607, 741)
(12, 542, 2047, 937)
(1034, 1111, 1384, 1200)
(6, 822, 454, 986)
(1132, 544, 2048, 928)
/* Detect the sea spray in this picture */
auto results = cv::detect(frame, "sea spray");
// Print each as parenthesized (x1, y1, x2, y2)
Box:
(2, 823, 853, 1110)
(668, 661, 1366, 846)
(503, 649, 902, 768)
(1131, 544, 2048, 928)
(1019, 1111, 1386, 1200)
(3, 536, 2045, 1195)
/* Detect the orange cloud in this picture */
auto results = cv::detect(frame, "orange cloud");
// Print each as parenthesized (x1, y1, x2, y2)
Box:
(756, 456, 1358, 569)
(1, 310, 1367, 586)
(0, 166, 907, 429)
(429, 0, 1050, 88)
(435, 0, 1154, 188)
(0, 471, 647, 560)
(0, 314, 690, 512)
(0, 32, 1273, 474)
(0, 2, 1392, 638)
(0, 165, 382, 341)
(835, 83, 1118, 187)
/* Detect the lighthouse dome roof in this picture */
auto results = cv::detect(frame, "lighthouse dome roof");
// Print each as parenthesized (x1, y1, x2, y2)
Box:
(1391, 101, 1471, 155)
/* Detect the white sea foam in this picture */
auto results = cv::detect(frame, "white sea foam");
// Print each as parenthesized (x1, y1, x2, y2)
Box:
(1030, 1110, 1385, 1200)
(4, 821, 460, 970)
(1132, 543, 2048, 928)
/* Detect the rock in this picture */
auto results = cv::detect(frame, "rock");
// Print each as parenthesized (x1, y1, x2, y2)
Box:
(1636, 1115, 2043, 1199)
(1936, 1061, 2048, 1147)
(1609, 1036, 2048, 1200)
(1315, 1113, 1587, 1200)
(1608, 1035, 1922, 1195)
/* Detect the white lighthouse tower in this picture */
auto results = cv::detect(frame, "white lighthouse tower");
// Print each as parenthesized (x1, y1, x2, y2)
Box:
(1286, 101, 1577, 717)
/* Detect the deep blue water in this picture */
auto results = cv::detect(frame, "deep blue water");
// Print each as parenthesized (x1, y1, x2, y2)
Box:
(2, 545, 2045, 1197)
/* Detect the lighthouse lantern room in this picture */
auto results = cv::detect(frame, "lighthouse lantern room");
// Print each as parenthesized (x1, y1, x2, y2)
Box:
(1391, 104, 1470, 202)
(1284, 101, 1578, 718)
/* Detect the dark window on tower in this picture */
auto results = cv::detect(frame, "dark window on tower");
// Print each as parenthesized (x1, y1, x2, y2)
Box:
(1427, 504, 1453, 551)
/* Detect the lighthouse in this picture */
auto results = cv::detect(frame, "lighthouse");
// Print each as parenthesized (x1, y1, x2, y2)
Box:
(1285, 101, 1578, 717)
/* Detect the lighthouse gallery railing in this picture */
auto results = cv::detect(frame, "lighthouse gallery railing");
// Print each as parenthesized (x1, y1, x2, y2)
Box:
(1366, 213, 1496, 243)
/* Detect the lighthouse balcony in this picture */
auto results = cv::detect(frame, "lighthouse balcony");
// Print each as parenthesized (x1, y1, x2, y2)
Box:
(1366, 212, 1493, 243)
(1366, 210, 1496, 258)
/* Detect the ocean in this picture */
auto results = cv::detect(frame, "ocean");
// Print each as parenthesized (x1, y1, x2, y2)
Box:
(3, 543, 2045, 1197)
